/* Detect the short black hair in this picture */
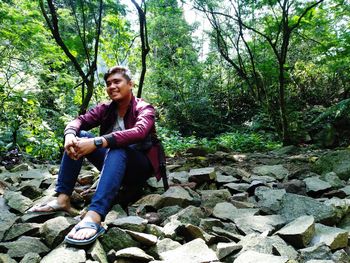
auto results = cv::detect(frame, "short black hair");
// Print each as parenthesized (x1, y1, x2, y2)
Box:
(104, 66, 132, 82)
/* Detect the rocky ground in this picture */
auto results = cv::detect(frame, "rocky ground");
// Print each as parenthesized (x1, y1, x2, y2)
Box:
(1, 146, 350, 263)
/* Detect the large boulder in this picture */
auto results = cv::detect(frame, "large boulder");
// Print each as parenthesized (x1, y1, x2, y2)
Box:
(313, 150, 350, 180)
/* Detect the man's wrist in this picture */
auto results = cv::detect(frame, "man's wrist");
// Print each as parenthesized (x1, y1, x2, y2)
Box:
(94, 137, 108, 148)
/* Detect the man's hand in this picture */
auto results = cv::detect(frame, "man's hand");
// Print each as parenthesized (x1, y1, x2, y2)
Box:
(64, 134, 78, 160)
(73, 137, 96, 159)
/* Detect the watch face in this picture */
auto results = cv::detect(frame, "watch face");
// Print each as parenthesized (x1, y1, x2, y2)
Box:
(94, 138, 103, 147)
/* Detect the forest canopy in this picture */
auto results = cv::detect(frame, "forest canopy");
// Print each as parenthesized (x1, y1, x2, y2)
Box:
(1, 0, 349, 161)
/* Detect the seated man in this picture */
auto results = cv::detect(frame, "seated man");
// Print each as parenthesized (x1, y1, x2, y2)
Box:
(29, 66, 162, 245)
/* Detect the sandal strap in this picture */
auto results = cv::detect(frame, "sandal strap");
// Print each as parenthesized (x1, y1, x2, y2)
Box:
(74, 221, 101, 232)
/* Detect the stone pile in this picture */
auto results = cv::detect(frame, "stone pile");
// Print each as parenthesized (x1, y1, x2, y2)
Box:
(1, 147, 350, 262)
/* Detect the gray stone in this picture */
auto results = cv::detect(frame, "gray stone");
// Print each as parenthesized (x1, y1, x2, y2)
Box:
(275, 215, 315, 248)
(321, 172, 345, 188)
(271, 145, 298, 155)
(145, 224, 165, 238)
(125, 230, 158, 246)
(255, 187, 286, 213)
(216, 242, 242, 259)
(199, 218, 225, 232)
(19, 252, 41, 263)
(0, 236, 49, 259)
(313, 150, 350, 180)
(115, 247, 154, 262)
(223, 183, 250, 193)
(303, 177, 332, 195)
(310, 223, 348, 250)
(168, 205, 207, 226)
(146, 177, 164, 188)
(104, 204, 128, 225)
(269, 235, 298, 260)
(305, 260, 334, 263)
(159, 186, 194, 208)
(3, 190, 33, 213)
(19, 184, 42, 200)
(338, 185, 350, 196)
(0, 210, 17, 241)
(154, 238, 181, 255)
(188, 167, 216, 183)
(168, 171, 189, 184)
(275, 179, 307, 195)
(158, 205, 182, 223)
(4, 223, 41, 241)
(299, 243, 333, 262)
(110, 216, 147, 232)
(237, 234, 274, 255)
(88, 240, 108, 263)
(40, 216, 77, 248)
(0, 253, 17, 263)
(10, 163, 30, 172)
(278, 193, 338, 225)
(233, 250, 289, 263)
(234, 215, 286, 235)
(211, 227, 242, 242)
(160, 238, 218, 263)
(216, 173, 238, 184)
(252, 165, 289, 180)
(179, 224, 216, 244)
(100, 227, 139, 252)
(41, 245, 86, 263)
(162, 219, 183, 238)
(212, 202, 259, 222)
(332, 249, 350, 263)
(200, 189, 231, 209)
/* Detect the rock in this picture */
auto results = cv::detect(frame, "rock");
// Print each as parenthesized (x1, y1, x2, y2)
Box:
(212, 202, 259, 222)
(41, 244, 86, 263)
(215, 173, 238, 184)
(154, 238, 181, 255)
(18, 252, 41, 263)
(275, 179, 307, 195)
(304, 260, 334, 263)
(233, 250, 289, 263)
(40, 216, 77, 248)
(0, 210, 17, 241)
(168, 205, 207, 226)
(100, 227, 139, 252)
(88, 240, 108, 263)
(10, 163, 30, 172)
(313, 149, 350, 180)
(0, 236, 49, 259)
(275, 215, 315, 248)
(159, 238, 219, 263)
(278, 193, 338, 225)
(199, 218, 225, 232)
(216, 242, 242, 259)
(310, 223, 348, 250)
(19, 180, 43, 199)
(168, 171, 189, 184)
(211, 226, 242, 242)
(200, 189, 231, 209)
(178, 224, 216, 244)
(104, 204, 128, 225)
(252, 165, 289, 180)
(338, 185, 350, 196)
(271, 145, 298, 155)
(269, 235, 298, 260)
(303, 177, 332, 195)
(158, 205, 182, 223)
(254, 187, 286, 213)
(114, 247, 154, 262)
(159, 186, 194, 208)
(234, 215, 286, 235)
(299, 243, 333, 262)
(20, 210, 64, 223)
(223, 183, 250, 193)
(332, 249, 350, 263)
(3, 190, 33, 213)
(321, 172, 345, 188)
(110, 216, 148, 232)
(188, 167, 216, 184)
(4, 223, 41, 241)
(125, 230, 158, 246)
(0, 253, 17, 263)
(162, 219, 183, 238)
(77, 173, 95, 186)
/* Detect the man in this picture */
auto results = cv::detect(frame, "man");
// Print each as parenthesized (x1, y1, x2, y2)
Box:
(29, 66, 161, 245)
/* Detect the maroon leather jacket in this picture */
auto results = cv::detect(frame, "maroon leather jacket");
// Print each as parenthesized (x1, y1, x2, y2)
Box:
(64, 95, 161, 180)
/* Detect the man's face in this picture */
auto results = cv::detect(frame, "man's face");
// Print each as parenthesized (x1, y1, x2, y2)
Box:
(106, 72, 133, 102)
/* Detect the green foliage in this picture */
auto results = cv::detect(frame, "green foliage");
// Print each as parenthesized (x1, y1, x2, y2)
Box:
(157, 125, 281, 156)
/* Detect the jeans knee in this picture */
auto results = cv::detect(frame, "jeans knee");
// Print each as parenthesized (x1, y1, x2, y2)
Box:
(78, 130, 93, 138)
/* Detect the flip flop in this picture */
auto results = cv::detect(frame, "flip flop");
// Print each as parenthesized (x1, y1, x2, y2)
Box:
(64, 221, 105, 246)
(26, 200, 79, 216)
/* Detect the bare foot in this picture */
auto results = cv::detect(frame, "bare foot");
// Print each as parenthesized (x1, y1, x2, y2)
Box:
(67, 210, 102, 241)
(27, 194, 72, 213)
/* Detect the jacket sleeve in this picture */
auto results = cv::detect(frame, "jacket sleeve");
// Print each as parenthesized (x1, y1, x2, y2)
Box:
(102, 104, 155, 148)
(64, 103, 107, 136)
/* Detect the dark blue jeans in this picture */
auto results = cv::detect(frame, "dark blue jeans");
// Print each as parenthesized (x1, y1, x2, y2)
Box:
(56, 131, 152, 219)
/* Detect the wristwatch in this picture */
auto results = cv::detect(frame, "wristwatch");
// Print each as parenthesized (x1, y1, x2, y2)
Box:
(94, 137, 103, 148)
